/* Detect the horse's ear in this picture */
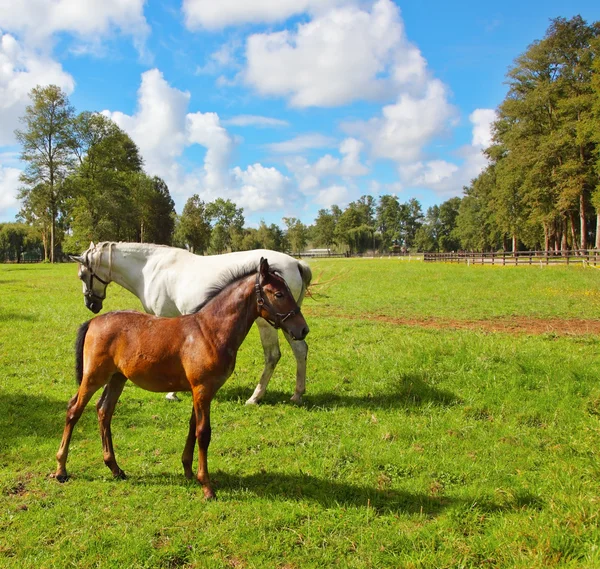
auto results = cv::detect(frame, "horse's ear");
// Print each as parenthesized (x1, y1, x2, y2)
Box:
(89, 241, 95, 249)
(70, 255, 84, 264)
(259, 257, 269, 279)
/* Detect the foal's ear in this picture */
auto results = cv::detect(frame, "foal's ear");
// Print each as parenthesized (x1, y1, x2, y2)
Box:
(259, 257, 270, 279)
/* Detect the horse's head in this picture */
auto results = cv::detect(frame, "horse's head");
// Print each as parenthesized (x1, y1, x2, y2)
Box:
(256, 258, 309, 341)
(70, 242, 109, 314)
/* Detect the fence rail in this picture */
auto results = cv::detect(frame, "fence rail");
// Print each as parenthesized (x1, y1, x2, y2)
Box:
(424, 250, 600, 266)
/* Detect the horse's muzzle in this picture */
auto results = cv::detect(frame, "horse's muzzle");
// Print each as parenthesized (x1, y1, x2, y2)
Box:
(85, 298, 102, 314)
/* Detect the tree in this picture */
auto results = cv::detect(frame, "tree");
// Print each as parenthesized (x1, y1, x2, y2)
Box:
(206, 199, 245, 253)
(15, 85, 75, 262)
(313, 209, 337, 250)
(282, 217, 308, 254)
(61, 112, 150, 252)
(175, 195, 212, 254)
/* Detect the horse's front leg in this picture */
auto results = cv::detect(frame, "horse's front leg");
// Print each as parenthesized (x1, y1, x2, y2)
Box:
(283, 331, 308, 405)
(96, 374, 127, 479)
(246, 319, 281, 405)
(192, 391, 215, 499)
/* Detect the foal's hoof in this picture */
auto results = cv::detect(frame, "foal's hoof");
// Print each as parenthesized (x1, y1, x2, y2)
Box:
(203, 488, 216, 500)
(166, 392, 181, 402)
(290, 394, 304, 405)
(245, 397, 260, 406)
(113, 469, 127, 480)
(55, 473, 69, 483)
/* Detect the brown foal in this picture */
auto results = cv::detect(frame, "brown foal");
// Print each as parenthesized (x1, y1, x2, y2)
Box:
(55, 258, 309, 499)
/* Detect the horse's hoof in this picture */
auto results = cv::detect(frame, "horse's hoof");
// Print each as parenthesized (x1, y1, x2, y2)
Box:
(203, 488, 216, 500)
(290, 394, 304, 405)
(166, 393, 181, 402)
(114, 469, 127, 480)
(55, 473, 69, 483)
(245, 397, 259, 406)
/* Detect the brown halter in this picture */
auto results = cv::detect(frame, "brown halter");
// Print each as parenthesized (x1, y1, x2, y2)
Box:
(255, 272, 301, 329)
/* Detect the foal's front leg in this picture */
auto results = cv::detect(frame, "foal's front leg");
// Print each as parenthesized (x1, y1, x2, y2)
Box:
(181, 407, 196, 480)
(192, 391, 214, 499)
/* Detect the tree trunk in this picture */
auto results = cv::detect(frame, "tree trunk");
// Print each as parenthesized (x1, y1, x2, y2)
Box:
(561, 216, 568, 254)
(543, 222, 549, 253)
(596, 213, 600, 250)
(569, 211, 580, 253)
(580, 193, 587, 251)
(512, 234, 517, 255)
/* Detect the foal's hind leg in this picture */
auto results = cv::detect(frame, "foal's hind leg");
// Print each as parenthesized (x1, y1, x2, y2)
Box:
(55, 381, 103, 482)
(96, 373, 128, 479)
(246, 319, 281, 405)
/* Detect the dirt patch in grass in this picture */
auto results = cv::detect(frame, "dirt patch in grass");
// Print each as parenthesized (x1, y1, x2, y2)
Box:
(311, 310, 600, 336)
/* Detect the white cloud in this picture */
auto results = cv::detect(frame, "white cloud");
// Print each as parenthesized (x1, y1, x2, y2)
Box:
(398, 109, 495, 197)
(289, 137, 369, 187)
(267, 134, 336, 154)
(0, 33, 75, 146)
(187, 111, 235, 191)
(183, 0, 348, 30)
(232, 163, 291, 212)
(104, 69, 190, 177)
(315, 185, 350, 207)
(243, 0, 423, 107)
(196, 40, 242, 75)
(103, 69, 299, 216)
(470, 108, 497, 148)
(344, 79, 456, 164)
(224, 115, 289, 128)
(0, 162, 21, 217)
(0, 0, 149, 52)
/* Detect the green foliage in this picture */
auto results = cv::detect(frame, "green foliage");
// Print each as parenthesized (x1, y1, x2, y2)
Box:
(15, 85, 76, 262)
(463, 16, 600, 252)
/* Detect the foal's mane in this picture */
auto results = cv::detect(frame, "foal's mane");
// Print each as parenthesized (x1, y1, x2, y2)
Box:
(191, 263, 281, 314)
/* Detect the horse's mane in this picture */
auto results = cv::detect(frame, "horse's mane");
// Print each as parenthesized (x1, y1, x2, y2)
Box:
(191, 262, 281, 314)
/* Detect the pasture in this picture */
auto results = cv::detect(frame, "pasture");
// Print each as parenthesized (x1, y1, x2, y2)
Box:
(1, 259, 600, 568)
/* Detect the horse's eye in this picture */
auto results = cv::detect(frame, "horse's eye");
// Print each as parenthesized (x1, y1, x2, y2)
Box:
(274, 292, 284, 298)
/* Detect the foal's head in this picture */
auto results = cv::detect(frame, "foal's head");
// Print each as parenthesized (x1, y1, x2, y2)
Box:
(256, 258, 309, 341)
(70, 242, 108, 314)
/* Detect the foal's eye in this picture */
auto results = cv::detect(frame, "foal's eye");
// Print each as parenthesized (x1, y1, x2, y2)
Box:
(274, 292, 284, 298)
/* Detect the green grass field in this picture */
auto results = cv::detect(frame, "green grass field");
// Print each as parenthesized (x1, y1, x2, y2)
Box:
(1, 259, 600, 568)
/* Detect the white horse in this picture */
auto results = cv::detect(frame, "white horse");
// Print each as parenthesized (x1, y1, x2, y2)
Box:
(70, 242, 312, 405)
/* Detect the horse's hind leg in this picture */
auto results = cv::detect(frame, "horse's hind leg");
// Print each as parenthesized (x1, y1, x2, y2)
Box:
(181, 407, 196, 480)
(283, 332, 308, 405)
(246, 319, 281, 405)
(55, 381, 103, 482)
(96, 373, 127, 479)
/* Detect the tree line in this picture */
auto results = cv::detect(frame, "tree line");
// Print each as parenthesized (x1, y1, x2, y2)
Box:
(4, 16, 599, 262)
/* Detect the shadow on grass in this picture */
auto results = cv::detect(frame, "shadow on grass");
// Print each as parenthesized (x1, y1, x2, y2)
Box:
(0, 311, 39, 323)
(92, 469, 541, 518)
(0, 391, 66, 449)
(219, 373, 460, 411)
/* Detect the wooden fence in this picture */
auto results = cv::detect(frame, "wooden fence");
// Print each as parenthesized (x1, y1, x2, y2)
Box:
(423, 250, 600, 266)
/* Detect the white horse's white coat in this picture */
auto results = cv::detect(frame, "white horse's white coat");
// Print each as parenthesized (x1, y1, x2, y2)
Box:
(75, 242, 312, 404)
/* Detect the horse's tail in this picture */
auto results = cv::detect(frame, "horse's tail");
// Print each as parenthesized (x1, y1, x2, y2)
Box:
(297, 260, 313, 302)
(74, 320, 91, 385)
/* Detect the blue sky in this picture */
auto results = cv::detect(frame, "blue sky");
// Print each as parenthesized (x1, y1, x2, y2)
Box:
(1, 0, 599, 228)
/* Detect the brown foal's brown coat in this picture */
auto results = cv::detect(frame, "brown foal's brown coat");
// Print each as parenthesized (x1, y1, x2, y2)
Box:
(55, 259, 309, 498)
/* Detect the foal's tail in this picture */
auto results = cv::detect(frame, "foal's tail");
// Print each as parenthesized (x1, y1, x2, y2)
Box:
(297, 260, 313, 302)
(74, 320, 91, 385)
